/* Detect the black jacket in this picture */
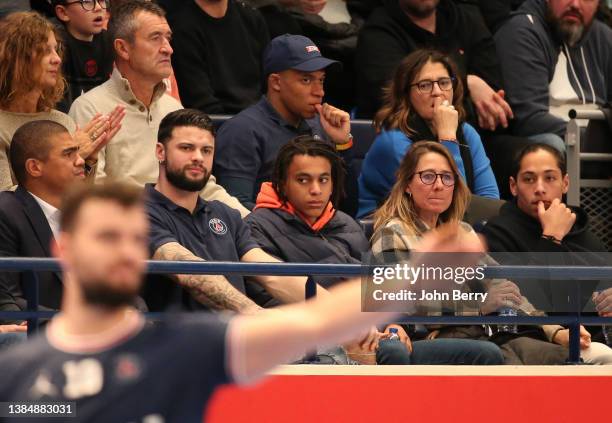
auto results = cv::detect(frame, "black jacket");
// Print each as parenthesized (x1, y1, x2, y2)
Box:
(169, 0, 269, 114)
(483, 200, 607, 254)
(245, 207, 369, 306)
(494, 0, 612, 138)
(483, 201, 607, 313)
(354, 0, 503, 118)
(56, 26, 113, 113)
(0, 187, 63, 316)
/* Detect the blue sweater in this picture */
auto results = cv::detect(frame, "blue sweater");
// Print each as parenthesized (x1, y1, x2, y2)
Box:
(357, 123, 499, 218)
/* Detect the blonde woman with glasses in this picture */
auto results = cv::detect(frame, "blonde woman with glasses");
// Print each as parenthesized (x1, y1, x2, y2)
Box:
(369, 141, 505, 365)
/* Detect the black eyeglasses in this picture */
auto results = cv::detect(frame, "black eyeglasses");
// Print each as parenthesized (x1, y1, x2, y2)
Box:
(64, 0, 109, 11)
(412, 170, 456, 186)
(410, 77, 455, 94)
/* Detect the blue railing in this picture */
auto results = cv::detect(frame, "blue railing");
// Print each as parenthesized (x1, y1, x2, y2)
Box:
(1, 257, 612, 364)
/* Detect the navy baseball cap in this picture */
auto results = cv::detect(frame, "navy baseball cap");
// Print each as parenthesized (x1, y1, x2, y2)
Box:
(263, 34, 341, 75)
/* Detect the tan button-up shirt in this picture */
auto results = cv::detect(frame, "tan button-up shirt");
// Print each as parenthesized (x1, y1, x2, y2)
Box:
(69, 68, 248, 217)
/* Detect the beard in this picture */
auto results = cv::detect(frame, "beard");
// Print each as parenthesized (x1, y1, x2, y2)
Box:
(546, 6, 588, 47)
(399, 0, 439, 19)
(165, 162, 210, 192)
(80, 276, 141, 308)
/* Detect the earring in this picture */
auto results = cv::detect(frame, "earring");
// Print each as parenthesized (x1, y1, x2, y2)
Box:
(158, 159, 165, 165)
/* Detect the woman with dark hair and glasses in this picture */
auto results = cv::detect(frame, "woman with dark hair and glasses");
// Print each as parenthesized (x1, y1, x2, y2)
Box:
(357, 49, 499, 218)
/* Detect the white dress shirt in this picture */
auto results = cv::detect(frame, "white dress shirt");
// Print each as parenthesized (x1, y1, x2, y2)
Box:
(29, 192, 61, 240)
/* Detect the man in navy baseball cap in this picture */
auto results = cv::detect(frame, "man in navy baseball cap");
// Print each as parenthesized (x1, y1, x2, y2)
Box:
(214, 34, 353, 209)
(263, 34, 341, 75)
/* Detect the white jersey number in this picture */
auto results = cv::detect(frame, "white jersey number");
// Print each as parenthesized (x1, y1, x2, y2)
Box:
(62, 359, 104, 399)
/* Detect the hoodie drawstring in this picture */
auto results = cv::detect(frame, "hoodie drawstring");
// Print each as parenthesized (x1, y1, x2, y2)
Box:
(563, 43, 587, 105)
(579, 46, 597, 105)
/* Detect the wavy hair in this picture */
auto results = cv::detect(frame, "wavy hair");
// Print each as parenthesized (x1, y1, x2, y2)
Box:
(374, 49, 465, 136)
(0, 12, 65, 112)
(373, 141, 470, 237)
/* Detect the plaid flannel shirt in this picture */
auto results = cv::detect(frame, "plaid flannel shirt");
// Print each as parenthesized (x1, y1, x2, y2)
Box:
(370, 218, 561, 340)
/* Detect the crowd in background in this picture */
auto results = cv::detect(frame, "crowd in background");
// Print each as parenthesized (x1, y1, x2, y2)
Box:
(0, 0, 612, 365)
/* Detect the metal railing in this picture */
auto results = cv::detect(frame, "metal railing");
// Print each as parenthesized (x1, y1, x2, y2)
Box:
(2, 258, 612, 364)
(565, 108, 612, 206)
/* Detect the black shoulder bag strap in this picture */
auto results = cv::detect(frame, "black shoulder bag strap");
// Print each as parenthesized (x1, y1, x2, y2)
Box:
(456, 126, 475, 192)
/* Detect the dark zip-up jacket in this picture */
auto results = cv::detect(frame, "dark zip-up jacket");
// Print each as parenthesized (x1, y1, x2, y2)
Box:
(355, 0, 503, 118)
(494, 0, 612, 138)
(483, 200, 608, 313)
(483, 200, 607, 255)
(244, 184, 369, 306)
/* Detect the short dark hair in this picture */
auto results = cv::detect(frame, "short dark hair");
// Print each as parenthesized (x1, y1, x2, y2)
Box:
(60, 183, 144, 233)
(272, 135, 346, 207)
(511, 143, 567, 179)
(157, 109, 215, 145)
(108, 0, 165, 44)
(9, 120, 70, 185)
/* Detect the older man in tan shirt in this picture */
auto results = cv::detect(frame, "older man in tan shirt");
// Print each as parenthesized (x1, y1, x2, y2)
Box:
(69, 0, 247, 215)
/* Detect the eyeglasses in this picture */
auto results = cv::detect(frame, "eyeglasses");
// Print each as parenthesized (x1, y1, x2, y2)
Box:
(412, 170, 456, 186)
(410, 77, 455, 94)
(64, 0, 109, 11)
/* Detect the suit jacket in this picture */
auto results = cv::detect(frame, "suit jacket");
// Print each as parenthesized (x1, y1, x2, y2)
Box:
(0, 186, 62, 314)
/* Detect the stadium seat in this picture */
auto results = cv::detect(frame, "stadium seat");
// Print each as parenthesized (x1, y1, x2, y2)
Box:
(359, 196, 504, 239)
(210, 114, 233, 131)
(340, 119, 377, 217)
(358, 218, 374, 240)
(463, 195, 505, 228)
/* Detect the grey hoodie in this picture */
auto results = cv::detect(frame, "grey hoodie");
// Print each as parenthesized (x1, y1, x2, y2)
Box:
(495, 0, 612, 138)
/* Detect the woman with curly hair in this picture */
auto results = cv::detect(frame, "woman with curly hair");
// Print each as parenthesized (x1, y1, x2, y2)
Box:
(0, 11, 124, 189)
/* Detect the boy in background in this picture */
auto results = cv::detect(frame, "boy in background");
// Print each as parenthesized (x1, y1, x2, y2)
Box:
(53, 0, 114, 111)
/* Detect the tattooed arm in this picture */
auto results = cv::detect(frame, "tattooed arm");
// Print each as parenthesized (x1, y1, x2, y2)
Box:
(153, 242, 262, 314)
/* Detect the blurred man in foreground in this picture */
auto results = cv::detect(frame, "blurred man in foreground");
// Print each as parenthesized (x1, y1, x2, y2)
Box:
(0, 182, 483, 422)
